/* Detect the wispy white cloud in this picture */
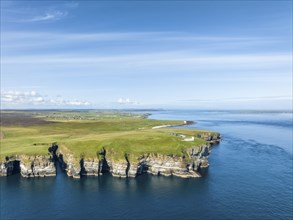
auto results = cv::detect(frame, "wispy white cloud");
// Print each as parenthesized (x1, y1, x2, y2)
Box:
(2, 31, 278, 48)
(117, 98, 140, 105)
(1, 32, 174, 49)
(2, 53, 291, 69)
(0, 90, 91, 107)
(1, 1, 74, 23)
(21, 10, 68, 22)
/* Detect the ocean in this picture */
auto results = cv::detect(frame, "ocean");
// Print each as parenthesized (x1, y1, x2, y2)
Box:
(1, 110, 292, 219)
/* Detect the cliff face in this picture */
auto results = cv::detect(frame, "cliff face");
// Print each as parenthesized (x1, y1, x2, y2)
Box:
(81, 159, 100, 176)
(0, 155, 56, 177)
(144, 153, 201, 178)
(0, 145, 210, 178)
(0, 160, 17, 176)
(72, 144, 212, 179)
(58, 153, 81, 178)
(19, 155, 56, 177)
(107, 159, 129, 178)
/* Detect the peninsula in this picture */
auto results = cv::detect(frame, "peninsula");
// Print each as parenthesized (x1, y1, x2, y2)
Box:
(0, 110, 220, 178)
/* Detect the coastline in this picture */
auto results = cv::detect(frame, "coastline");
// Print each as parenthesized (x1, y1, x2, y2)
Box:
(0, 138, 220, 179)
(0, 110, 220, 179)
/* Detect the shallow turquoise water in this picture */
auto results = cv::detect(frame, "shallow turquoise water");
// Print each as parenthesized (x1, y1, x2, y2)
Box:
(1, 110, 292, 219)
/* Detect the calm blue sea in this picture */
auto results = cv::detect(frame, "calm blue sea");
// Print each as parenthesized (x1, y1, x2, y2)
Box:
(1, 110, 292, 220)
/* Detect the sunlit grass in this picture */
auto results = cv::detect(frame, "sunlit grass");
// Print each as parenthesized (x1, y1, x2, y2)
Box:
(0, 111, 218, 162)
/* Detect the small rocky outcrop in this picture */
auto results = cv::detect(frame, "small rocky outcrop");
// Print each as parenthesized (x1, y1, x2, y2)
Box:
(198, 133, 221, 142)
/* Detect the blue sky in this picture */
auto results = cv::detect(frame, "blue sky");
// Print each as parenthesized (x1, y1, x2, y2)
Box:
(1, 1, 292, 109)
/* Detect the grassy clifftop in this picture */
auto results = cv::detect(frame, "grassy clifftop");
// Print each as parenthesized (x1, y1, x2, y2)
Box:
(0, 110, 219, 162)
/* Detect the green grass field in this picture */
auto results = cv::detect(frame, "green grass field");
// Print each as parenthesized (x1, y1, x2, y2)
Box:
(0, 110, 219, 162)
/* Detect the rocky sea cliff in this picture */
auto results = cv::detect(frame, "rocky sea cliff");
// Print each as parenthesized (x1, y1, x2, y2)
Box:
(0, 134, 220, 179)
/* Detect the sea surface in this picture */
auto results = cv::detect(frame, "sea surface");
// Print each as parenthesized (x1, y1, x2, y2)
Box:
(1, 110, 292, 220)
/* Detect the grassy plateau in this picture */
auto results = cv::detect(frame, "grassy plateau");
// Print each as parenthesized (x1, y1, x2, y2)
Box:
(0, 110, 218, 162)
